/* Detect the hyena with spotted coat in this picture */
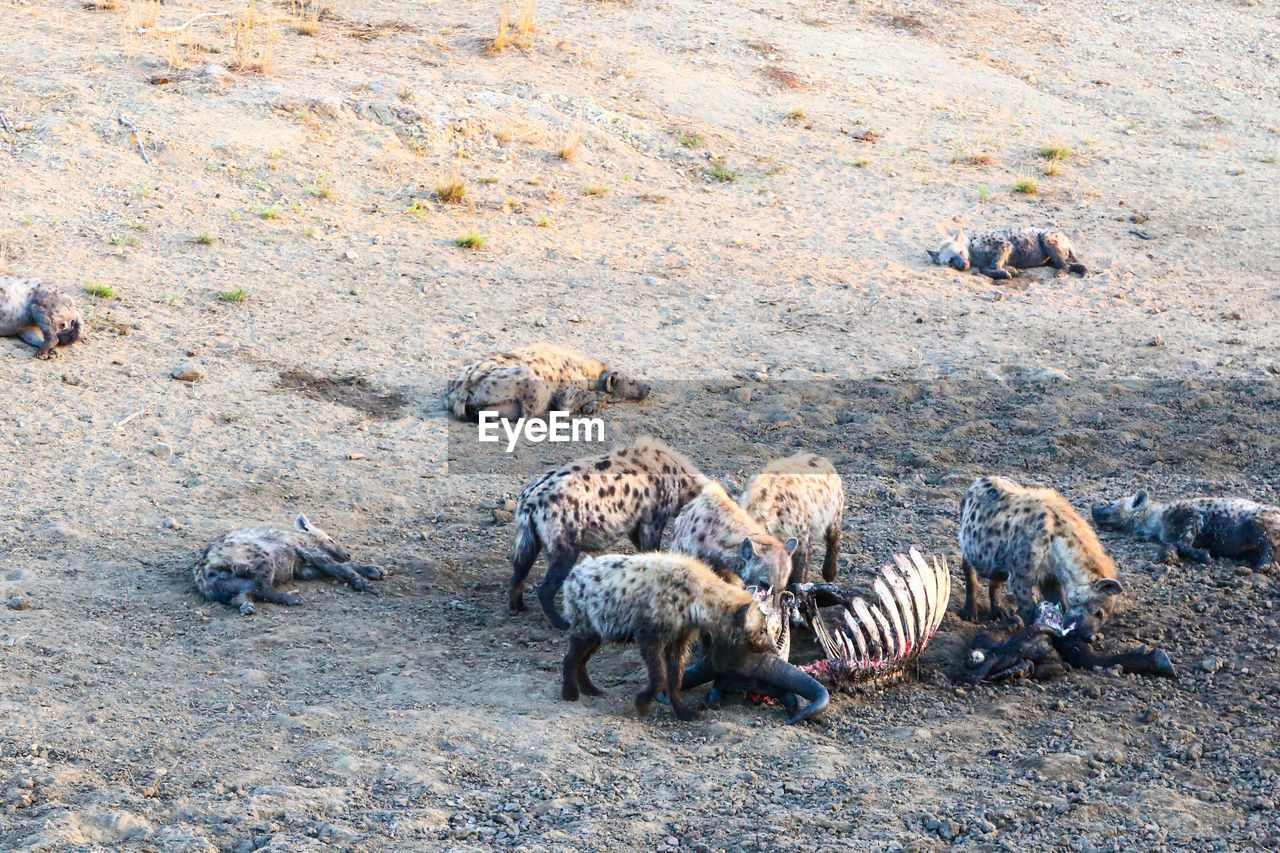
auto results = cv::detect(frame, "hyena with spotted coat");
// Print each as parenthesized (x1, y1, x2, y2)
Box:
(738, 453, 844, 585)
(510, 436, 709, 628)
(1092, 490, 1280, 571)
(959, 476, 1123, 641)
(928, 227, 1088, 280)
(560, 552, 775, 721)
(0, 276, 85, 359)
(669, 481, 797, 600)
(444, 342, 651, 422)
(194, 515, 386, 615)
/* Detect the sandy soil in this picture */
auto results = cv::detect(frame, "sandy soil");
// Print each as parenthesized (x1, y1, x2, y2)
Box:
(2, 0, 1279, 850)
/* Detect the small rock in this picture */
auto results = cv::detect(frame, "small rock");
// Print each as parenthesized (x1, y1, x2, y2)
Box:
(1200, 656, 1223, 674)
(164, 517, 181, 530)
(1146, 335, 1163, 347)
(493, 509, 514, 525)
(6, 597, 31, 611)
(503, 499, 517, 512)
(343, 249, 359, 261)
(567, 314, 582, 323)
(61, 373, 82, 386)
(735, 386, 753, 405)
(153, 443, 174, 459)
(171, 364, 203, 382)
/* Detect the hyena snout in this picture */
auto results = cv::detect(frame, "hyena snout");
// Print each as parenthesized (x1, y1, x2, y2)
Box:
(1090, 501, 1123, 528)
(603, 370, 651, 402)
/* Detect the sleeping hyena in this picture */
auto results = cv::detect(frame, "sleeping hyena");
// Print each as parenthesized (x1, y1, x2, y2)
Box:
(928, 227, 1088, 280)
(738, 453, 843, 585)
(194, 514, 386, 615)
(0, 275, 85, 359)
(959, 476, 1123, 641)
(669, 481, 797, 601)
(444, 342, 651, 422)
(510, 435, 709, 628)
(1092, 490, 1280, 571)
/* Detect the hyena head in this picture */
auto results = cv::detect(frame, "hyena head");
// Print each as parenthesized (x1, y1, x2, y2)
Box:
(598, 369, 651, 403)
(727, 598, 776, 654)
(926, 232, 969, 271)
(1067, 577, 1125, 642)
(737, 536, 798, 597)
(294, 513, 351, 562)
(1090, 489, 1153, 532)
(36, 288, 85, 345)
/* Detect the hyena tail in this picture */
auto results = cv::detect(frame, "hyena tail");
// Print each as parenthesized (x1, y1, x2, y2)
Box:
(508, 512, 543, 612)
(196, 569, 256, 605)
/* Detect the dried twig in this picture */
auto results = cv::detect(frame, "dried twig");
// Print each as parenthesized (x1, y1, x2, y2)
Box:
(117, 115, 151, 164)
(113, 409, 147, 429)
(0, 114, 11, 134)
(136, 10, 232, 35)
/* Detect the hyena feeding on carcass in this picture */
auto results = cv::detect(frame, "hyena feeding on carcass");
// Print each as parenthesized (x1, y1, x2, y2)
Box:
(958, 476, 1123, 641)
(738, 453, 844, 585)
(444, 342, 651, 422)
(194, 515, 386, 615)
(668, 481, 797, 602)
(560, 552, 778, 721)
(0, 275, 85, 359)
(509, 436, 709, 628)
(928, 227, 1089, 280)
(1092, 490, 1280, 571)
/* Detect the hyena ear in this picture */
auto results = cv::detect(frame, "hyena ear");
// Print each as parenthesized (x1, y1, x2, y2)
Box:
(1132, 489, 1148, 508)
(603, 370, 619, 393)
(734, 602, 753, 630)
(783, 537, 798, 555)
(295, 513, 314, 533)
(739, 537, 758, 563)
(1092, 578, 1124, 598)
(926, 249, 940, 262)
(953, 231, 966, 242)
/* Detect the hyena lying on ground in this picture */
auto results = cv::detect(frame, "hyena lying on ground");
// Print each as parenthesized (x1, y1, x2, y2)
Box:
(0, 276, 85, 359)
(560, 552, 776, 721)
(510, 436, 709, 628)
(444, 342, 651, 422)
(669, 481, 797, 600)
(958, 476, 1123, 641)
(194, 515, 386, 615)
(1092, 490, 1280, 571)
(928, 227, 1088, 280)
(738, 453, 843, 585)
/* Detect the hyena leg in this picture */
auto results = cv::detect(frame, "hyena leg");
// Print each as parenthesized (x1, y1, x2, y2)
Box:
(822, 524, 840, 582)
(537, 543, 580, 630)
(509, 532, 542, 614)
(302, 555, 374, 591)
(988, 575, 1011, 621)
(663, 638, 701, 722)
(959, 560, 981, 622)
(787, 542, 811, 586)
(1172, 522, 1211, 564)
(561, 632, 599, 701)
(17, 328, 46, 348)
(255, 584, 303, 607)
(980, 245, 1016, 279)
(297, 565, 323, 580)
(555, 385, 606, 416)
(1065, 249, 1089, 276)
(1245, 524, 1276, 570)
(576, 635, 603, 697)
(1044, 239, 1073, 276)
(631, 512, 669, 552)
(201, 573, 259, 615)
(634, 638, 668, 718)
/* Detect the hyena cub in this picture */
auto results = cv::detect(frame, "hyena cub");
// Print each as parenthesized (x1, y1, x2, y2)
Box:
(959, 476, 1123, 641)
(928, 227, 1088, 280)
(1092, 490, 1280, 571)
(561, 552, 775, 721)
(739, 453, 843, 585)
(510, 436, 709, 628)
(0, 276, 85, 359)
(194, 514, 386, 615)
(444, 342, 651, 422)
(669, 481, 797, 599)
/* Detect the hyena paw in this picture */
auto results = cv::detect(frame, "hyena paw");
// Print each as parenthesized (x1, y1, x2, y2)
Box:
(350, 577, 372, 592)
(278, 593, 303, 606)
(580, 682, 603, 698)
(988, 605, 1011, 621)
(239, 602, 256, 616)
(354, 563, 386, 580)
(957, 603, 979, 622)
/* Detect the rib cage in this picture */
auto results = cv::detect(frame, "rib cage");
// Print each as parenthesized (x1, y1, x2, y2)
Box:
(780, 548, 951, 688)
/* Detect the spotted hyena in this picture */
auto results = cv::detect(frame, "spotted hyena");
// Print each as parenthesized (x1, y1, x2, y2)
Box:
(669, 481, 797, 600)
(738, 453, 843, 585)
(510, 436, 709, 628)
(1092, 490, 1280, 571)
(928, 227, 1088, 280)
(194, 514, 386, 615)
(561, 552, 775, 721)
(0, 276, 85, 359)
(958, 476, 1123, 641)
(444, 342, 651, 422)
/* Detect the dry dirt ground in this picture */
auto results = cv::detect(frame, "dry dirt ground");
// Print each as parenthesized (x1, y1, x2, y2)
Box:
(2, 0, 1280, 850)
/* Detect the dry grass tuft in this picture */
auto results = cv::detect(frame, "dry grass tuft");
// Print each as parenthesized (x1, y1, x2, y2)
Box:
(953, 151, 995, 166)
(492, 1, 536, 52)
(557, 121, 583, 161)
(232, 1, 279, 74)
(434, 174, 469, 204)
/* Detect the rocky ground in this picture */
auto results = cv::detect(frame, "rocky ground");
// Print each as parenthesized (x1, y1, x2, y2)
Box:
(2, 0, 1279, 850)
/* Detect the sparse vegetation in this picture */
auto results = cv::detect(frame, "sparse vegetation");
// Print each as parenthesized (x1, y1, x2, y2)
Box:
(707, 158, 736, 183)
(194, 233, 215, 245)
(1013, 177, 1039, 195)
(785, 109, 806, 121)
(676, 131, 702, 148)
(232, 0, 280, 73)
(581, 185, 610, 196)
(407, 199, 426, 215)
(493, 1, 536, 51)
(1037, 142, 1072, 161)
(978, 184, 990, 202)
(259, 208, 279, 220)
(84, 282, 116, 299)
(854, 158, 871, 168)
(105, 234, 137, 248)
(454, 232, 487, 249)
(1041, 159, 1061, 177)
(433, 175, 468, 204)
(534, 214, 551, 227)
(219, 287, 250, 303)
(954, 151, 995, 166)
(557, 122, 583, 161)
